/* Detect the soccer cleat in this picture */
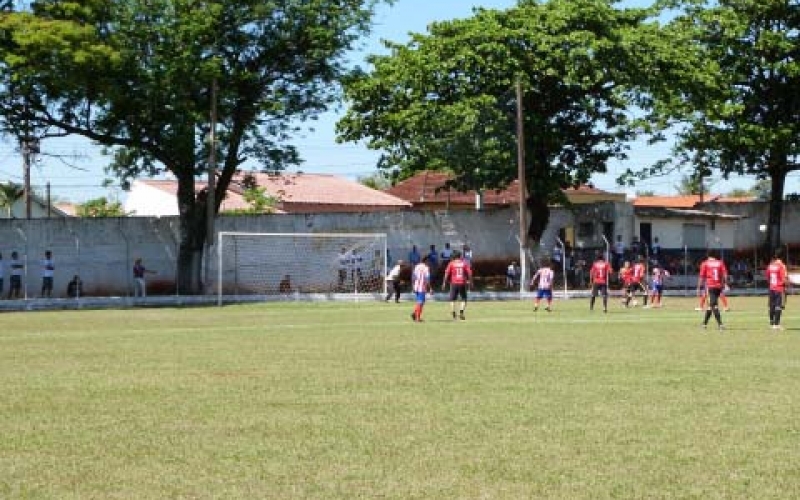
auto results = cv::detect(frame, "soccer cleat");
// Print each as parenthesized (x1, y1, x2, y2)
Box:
(410, 312, 416, 322)
(701, 324, 707, 330)
(533, 306, 538, 312)
(724, 308, 730, 312)
(603, 308, 607, 313)
(452, 311, 457, 320)
(459, 312, 465, 320)
(545, 307, 551, 313)
(694, 307, 703, 311)
(718, 324, 725, 331)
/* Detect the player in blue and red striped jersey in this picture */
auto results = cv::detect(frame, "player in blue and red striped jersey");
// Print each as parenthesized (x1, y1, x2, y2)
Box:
(647, 265, 670, 308)
(442, 250, 473, 320)
(531, 260, 555, 312)
(589, 253, 613, 313)
(410, 256, 431, 322)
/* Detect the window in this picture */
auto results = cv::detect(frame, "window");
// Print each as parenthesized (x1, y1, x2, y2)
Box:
(578, 222, 594, 238)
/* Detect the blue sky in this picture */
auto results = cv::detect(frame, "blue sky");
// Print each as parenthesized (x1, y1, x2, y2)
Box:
(0, 0, 794, 202)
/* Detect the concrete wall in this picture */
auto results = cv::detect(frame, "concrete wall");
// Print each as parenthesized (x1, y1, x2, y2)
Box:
(0, 209, 531, 297)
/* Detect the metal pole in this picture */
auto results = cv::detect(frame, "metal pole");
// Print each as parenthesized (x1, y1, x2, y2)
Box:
(601, 234, 611, 264)
(21, 139, 31, 220)
(205, 77, 218, 294)
(515, 81, 528, 293)
(684, 244, 689, 297)
(556, 236, 567, 299)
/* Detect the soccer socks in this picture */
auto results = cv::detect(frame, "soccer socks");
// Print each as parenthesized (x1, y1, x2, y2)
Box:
(590, 296, 596, 310)
(703, 310, 712, 325)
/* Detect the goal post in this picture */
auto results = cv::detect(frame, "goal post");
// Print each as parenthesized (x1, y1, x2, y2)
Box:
(216, 232, 388, 304)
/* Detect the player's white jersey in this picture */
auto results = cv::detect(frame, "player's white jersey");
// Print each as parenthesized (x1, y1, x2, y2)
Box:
(532, 267, 554, 290)
(412, 263, 430, 293)
(651, 267, 669, 286)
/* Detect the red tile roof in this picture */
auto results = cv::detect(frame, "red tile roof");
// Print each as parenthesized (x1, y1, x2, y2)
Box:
(385, 171, 623, 206)
(139, 173, 411, 213)
(633, 194, 756, 208)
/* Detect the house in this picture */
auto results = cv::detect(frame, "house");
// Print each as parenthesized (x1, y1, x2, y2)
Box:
(0, 190, 70, 219)
(384, 171, 626, 210)
(124, 172, 412, 216)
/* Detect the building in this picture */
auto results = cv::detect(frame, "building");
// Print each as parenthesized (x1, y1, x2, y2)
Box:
(124, 172, 412, 216)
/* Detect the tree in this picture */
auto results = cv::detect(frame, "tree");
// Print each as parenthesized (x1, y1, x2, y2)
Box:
(0, 181, 23, 217)
(631, 0, 800, 255)
(674, 174, 710, 196)
(358, 170, 393, 190)
(0, 0, 386, 293)
(76, 197, 125, 217)
(337, 0, 666, 244)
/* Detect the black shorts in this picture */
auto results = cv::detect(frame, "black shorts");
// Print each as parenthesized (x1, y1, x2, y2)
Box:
(449, 283, 468, 301)
(707, 287, 722, 308)
(592, 283, 608, 297)
(769, 290, 785, 311)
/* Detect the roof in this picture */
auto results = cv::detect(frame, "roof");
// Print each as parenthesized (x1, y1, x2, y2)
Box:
(135, 173, 411, 214)
(633, 194, 757, 209)
(384, 171, 624, 206)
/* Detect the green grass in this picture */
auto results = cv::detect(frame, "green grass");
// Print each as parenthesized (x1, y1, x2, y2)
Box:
(1, 296, 799, 499)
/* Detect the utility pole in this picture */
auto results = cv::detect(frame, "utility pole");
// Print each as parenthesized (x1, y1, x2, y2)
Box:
(515, 81, 528, 291)
(21, 137, 32, 219)
(205, 77, 218, 293)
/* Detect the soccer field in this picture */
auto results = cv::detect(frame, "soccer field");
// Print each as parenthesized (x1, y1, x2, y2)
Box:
(2, 296, 799, 499)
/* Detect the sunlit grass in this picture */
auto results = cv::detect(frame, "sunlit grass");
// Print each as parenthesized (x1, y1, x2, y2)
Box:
(1, 296, 799, 499)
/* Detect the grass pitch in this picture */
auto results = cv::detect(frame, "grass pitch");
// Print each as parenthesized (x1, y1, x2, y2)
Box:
(1, 296, 799, 499)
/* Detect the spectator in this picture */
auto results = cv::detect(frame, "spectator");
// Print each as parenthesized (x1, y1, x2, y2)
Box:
(408, 245, 421, 266)
(506, 261, 520, 289)
(613, 235, 625, 270)
(440, 242, 453, 269)
(8, 251, 23, 299)
(41, 250, 54, 298)
(462, 244, 473, 266)
(427, 244, 439, 280)
(279, 274, 292, 294)
(133, 257, 157, 297)
(337, 247, 350, 291)
(66, 275, 83, 298)
(385, 260, 404, 303)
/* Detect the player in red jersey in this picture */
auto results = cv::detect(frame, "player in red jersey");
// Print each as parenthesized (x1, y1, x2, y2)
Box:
(766, 254, 788, 330)
(530, 260, 555, 312)
(697, 250, 728, 330)
(631, 256, 648, 306)
(619, 261, 635, 307)
(589, 253, 612, 313)
(442, 250, 472, 320)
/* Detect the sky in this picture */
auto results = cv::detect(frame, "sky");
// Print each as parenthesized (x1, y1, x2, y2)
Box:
(0, 0, 797, 203)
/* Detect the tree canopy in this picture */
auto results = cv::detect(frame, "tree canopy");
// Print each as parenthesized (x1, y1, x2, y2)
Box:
(628, 0, 800, 253)
(0, 0, 386, 292)
(337, 0, 669, 242)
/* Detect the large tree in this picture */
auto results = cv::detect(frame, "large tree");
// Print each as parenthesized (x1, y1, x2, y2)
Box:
(0, 0, 385, 293)
(337, 0, 666, 244)
(627, 0, 800, 255)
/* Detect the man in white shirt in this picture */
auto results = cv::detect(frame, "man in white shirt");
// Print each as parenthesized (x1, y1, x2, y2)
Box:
(41, 250, 54, 298)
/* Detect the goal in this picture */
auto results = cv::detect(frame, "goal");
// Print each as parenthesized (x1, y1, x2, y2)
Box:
(216, 232, 388, 303)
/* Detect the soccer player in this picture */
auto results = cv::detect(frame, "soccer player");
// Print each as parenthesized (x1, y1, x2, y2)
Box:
(632, 256, 648, 306)
(442, 250, 472, 320)
(385, 260, 404, 303)
(619, 260, 634, 307)
(696, 285, 730, 311)
(766, 254, 788, 330)
(697, 250, 728, 330)
(530, 260, 555, 312)
(410, 256, 431, 322)
(589, 253, 612, 313)
(647, 265, 670, 308)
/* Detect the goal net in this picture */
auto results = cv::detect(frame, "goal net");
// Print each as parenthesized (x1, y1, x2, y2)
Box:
(217, 232, 388, 302)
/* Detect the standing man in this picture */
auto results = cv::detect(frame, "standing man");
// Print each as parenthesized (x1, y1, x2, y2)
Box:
(766, 254, 788, 330)
(442, 250, 472, 320)
(589, 253, 612, 313)
(41, 250, 54, 298)
(647, 264, 670, 308)
(133, 258, 157, 297)
(8, 251, 23, 299)
(619, 260, 634, 307)
(410, 256, 431, 322)
(530, 260, 555, 312)
(613, 235, 625, 270)
(697, 250, 728, 330)
(0, 252, 4, 297)
(337, 247, 350, 291)
(632, 256, 648, 306)
(385, 260, 404, 303)
(440, 243, 453, 269)
(408, 245, 421, 266)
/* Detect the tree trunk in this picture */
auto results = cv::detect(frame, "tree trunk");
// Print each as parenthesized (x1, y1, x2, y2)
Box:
(175, 170, 207, 295)
(765, 168, 786, 259)
(526, 194, 550, 244)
